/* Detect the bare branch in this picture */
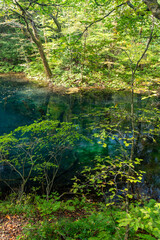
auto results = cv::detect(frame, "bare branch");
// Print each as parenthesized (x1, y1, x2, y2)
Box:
(75, 1, 128, 44)
(94, 0, 111, 7)
(28, 0, 68, 7)
(126, 1, 136, 11)
(49, 14, 62, 33)
(133, 22, 154, 75)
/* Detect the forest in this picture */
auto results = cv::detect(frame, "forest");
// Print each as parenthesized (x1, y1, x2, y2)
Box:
(0, 0, 160, 239)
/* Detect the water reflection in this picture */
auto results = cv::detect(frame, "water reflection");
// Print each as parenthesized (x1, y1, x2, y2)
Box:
(0, 76, 160, 196)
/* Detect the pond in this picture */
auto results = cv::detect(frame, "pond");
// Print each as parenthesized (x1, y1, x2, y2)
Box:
(0, 75, 160, 199)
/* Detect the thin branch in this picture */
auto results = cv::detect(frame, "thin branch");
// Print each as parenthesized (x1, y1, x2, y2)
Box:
(121, 48, 134, 71)
(133, 23, 154, 75)
(126, 1, 137, 11)
(2, 180, 16, 194)
(5, 160, 24, 180)
(29, 0, 68, 7)
(75, 1, 128, 44)
(120, 22, 154, 77)
(94, 0, 111, 7)
(49, 14, 62, 33)
(38, 24, 59, 32)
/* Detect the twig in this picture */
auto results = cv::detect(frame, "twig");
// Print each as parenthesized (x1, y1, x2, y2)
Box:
(75, 1, 128, 44)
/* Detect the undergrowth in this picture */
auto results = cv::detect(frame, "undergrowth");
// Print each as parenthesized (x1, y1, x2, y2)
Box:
(0, 194, 160, 240)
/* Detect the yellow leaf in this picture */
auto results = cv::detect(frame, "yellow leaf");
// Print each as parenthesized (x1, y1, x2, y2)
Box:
(103, 143, 107, 148)
(5, 215, 11, 220)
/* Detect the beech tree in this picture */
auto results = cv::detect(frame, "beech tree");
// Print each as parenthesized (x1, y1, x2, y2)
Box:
(1, 0, 63, 78)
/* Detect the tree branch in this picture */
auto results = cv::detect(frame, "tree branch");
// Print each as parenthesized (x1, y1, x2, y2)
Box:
(28, 0, 67, 7)
(75, 1, 128, 43)
(133, 22, 154, 75)
(49, 14, 62, 33)
(94, 0, 111, 7)
(143, 0, 160, 19)
(127, 1, 136, 11)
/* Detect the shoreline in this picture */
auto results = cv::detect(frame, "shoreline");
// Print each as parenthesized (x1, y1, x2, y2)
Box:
(0, 72, 159, 96)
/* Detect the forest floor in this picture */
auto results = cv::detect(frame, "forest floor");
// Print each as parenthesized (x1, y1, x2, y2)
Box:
(0, 214, 28, 240)
(0, 202, 89, 240)
(0, 72, 159, 96)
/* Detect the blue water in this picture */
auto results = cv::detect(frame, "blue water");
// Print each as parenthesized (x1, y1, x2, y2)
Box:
(0, 75, 160, 197)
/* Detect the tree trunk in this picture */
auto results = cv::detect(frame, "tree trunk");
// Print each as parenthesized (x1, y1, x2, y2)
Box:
(36, 40, 53, 78)
(15, 1, 53, 79)
(143, 0, 160, 19)
(28, 21, 53, 78)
